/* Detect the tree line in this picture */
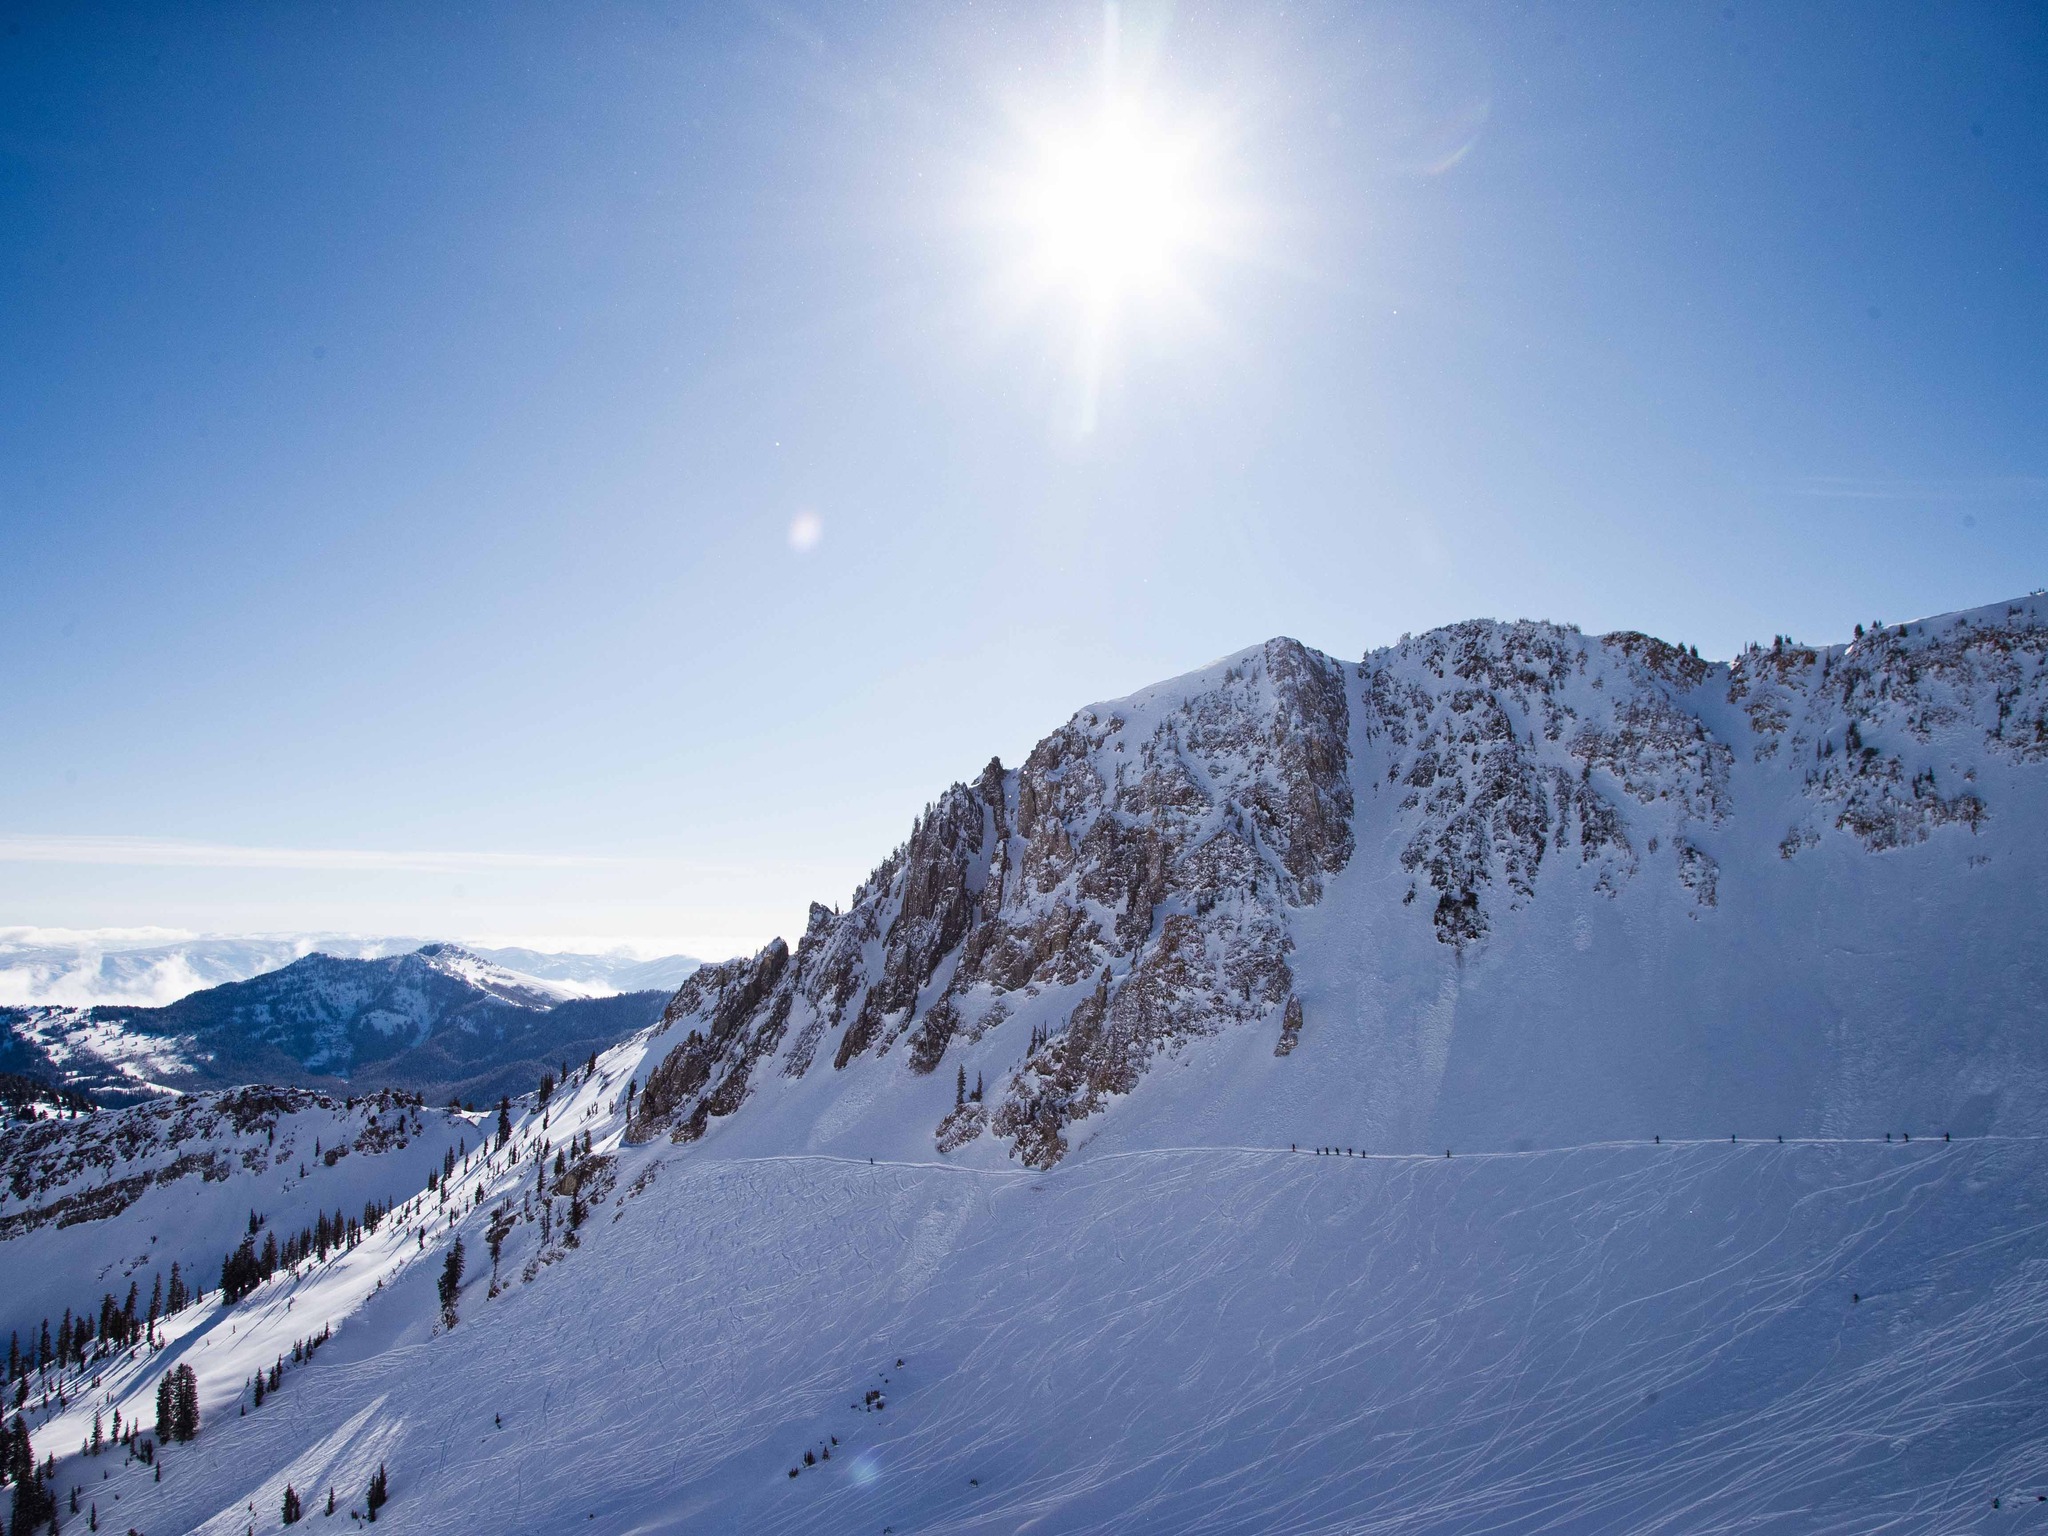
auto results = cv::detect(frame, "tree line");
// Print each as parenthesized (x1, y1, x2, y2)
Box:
(219, 1198, 393, 1305)
(7, 1262, 197, 1396)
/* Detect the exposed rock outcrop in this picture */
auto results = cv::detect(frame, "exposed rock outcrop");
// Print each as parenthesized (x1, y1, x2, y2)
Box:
(627, 600, 2047, 1164)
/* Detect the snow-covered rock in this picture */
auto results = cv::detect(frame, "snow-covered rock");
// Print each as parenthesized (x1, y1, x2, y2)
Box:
(629, 596, 2048, 1167)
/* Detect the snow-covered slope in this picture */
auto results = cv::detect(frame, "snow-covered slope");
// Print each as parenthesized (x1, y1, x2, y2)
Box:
(0, 1086, 473, 1355)
(4, 597, 2046, 1535)
(3, 945, 669, 1106)
(24, 1036, 2048, 1536)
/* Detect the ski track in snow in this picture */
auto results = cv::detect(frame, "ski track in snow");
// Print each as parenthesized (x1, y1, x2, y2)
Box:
(39, 1061, 2048, 1536)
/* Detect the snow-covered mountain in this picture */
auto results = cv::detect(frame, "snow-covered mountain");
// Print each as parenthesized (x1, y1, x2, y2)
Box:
(2, 596, 2045, 1535)
(3, 944, 671, 1106)
(0, 931, 698, 1009)
(629, 593, 2048, 1167)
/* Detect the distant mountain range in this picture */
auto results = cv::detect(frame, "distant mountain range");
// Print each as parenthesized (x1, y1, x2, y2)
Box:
(0, 930, 700, 1009)
(1, 942, 690, 1106)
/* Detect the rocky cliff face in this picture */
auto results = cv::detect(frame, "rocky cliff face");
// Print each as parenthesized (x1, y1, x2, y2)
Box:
(630, 639, 1353, 1165)
(629, 598, 2048, 1167)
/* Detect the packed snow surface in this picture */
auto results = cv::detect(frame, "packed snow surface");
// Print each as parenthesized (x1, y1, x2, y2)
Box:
(40, 1066, 2048, 1535)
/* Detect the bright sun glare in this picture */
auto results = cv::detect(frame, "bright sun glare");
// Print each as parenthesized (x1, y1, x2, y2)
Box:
(990, 4, 1233, 434)
(1019, 104, 1211, 310)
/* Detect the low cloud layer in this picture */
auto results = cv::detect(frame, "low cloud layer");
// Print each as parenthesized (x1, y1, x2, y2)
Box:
(0, 836, 631, 873)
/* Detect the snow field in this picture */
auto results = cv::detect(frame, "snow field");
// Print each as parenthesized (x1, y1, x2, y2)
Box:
(76, 1120, 2048, 1535)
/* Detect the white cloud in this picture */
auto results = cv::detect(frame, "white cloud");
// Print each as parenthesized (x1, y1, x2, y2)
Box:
(0, 924, 198, 949)
(0, 835, 631, 873)
(452, 933, 699, 959)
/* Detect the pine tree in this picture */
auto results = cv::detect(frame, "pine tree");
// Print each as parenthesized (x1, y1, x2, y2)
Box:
(166, 1262, 187, 1315)
(955, 1065, 966, 1109)
(438, 1239, 466, 1327)
(155, 1373, 173, 1442)
(365, 1462, 388, 1521)
(171, 1363, 200, 1442)
(497, 1097, 512, 1149)
(282, 1483, 303, 1524)
(326, 1487, 336, 1516)
(9, 1413, 55, 1533)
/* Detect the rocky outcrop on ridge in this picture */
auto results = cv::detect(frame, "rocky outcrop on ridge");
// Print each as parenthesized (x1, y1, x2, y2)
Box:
(629, 599, 2047, 1166)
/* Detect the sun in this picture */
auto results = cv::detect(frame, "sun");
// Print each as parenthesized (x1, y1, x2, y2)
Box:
(1017, 102, 1213, 311)
(979, 7, 1236, 435)
(992, 89, 1227, 434)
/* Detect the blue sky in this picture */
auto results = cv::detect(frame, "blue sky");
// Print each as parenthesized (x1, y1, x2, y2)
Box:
(2, 1, 2043, 957)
